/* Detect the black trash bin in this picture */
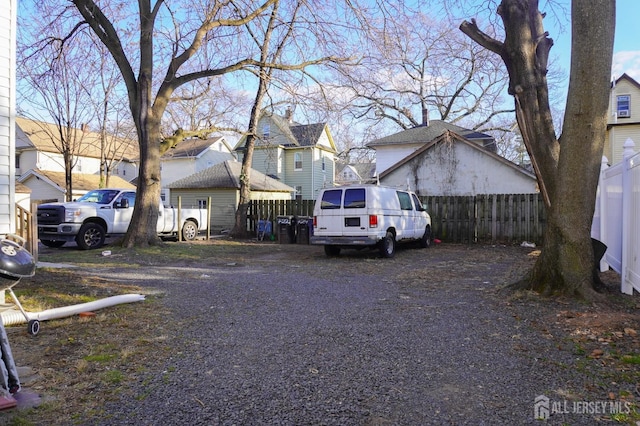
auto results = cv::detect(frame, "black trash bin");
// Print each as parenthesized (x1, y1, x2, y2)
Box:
(277, 216, 296, 244)
(296, 216, 312, 244)
(592, 238, 608, 290)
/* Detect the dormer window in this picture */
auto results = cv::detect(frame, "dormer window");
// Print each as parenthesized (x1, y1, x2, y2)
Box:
(617, 95, 631, 118)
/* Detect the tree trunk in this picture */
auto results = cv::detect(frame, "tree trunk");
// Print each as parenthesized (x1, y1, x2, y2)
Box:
(65, 152, 73, 202)
(229, 3, 281, 238)
(461, 0, 615, 300)
(122, 123, 162, 248)
(122, 49, 162, 247)
(230, 95, 263, 238)
(231, 137, 254, 239)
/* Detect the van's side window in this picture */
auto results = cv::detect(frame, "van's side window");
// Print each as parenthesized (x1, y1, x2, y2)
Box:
(320, 189, 342, 209)
(397, 191, 413, 210)
(344, 188, 366, 208)
(412, 193, 425, 211)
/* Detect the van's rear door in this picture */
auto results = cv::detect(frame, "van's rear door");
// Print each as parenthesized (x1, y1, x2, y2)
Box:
(341, 188, 368, 237)
(315, 188, 370, 237)
(314, 189, 343, 236)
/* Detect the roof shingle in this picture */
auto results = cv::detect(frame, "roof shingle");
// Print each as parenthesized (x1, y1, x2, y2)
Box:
(167, 160, 294, 192)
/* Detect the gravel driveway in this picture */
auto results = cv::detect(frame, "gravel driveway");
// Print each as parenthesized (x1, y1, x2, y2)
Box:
(82, 243, 612, 425)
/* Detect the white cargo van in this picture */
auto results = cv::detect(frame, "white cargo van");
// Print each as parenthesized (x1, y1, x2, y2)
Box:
(310, 185, 431, 257)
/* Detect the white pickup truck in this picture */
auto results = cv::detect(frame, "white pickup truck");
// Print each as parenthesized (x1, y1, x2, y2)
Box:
(36, 188, 208, 250)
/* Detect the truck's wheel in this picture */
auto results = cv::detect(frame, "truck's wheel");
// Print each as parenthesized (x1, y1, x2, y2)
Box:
(419, 226, 431, 248)
(379, 232, 396, 258)
(75, 223, 106, 250)
(324, 245, 341, 257)
(41, 240, 66, 248)
(182, 220, 198, 241)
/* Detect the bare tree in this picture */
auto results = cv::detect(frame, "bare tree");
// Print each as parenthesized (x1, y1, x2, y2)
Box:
(164, 78, 251, 136)
(84, 38, 136, 188)
(17, 13, 97, 201)
(229, 0, 347, 238)
(323, 6, 515, 148)
(62, 0, 344, 247)
(461, 0, 615, 299)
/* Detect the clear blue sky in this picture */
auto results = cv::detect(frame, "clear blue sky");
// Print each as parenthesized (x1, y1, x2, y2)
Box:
(612, 0, 640, 80)
(549, 0, 639, 82)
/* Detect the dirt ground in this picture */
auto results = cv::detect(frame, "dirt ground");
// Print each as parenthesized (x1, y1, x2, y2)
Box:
(1, 239, 639, 424)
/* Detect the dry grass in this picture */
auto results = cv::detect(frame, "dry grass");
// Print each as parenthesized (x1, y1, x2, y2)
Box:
(2, 267, 172, 425)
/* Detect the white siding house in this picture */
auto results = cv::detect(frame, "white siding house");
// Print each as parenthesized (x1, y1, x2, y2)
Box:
(379, 131, 538, 196)
(160, 136, 235, 189)
(368, 120, 496, 176)
(0, 1, 16, 235)
(15, 117, 139, 180)
(18, 169, 135, 203)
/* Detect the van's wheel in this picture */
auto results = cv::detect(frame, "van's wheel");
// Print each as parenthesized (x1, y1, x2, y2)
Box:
(419, 226, 431, 248)
(181, 220, 198, 241)
(75, 223, 106, 250)
(324, 245, 341, 257)
(379, 232, 396, 258)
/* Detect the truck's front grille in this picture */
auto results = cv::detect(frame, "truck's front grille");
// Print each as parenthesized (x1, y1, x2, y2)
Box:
(37, 206, 65, 225)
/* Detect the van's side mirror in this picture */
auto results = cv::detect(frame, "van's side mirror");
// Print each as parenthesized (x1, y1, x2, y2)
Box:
(115, 199, 129, 209)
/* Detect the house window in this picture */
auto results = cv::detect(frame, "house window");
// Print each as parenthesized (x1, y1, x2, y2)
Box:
(322, 156, 326, 172)
(617, 95, 631, 117)
(278, 150, 282, 174)
(197, 199, 207, 209)
(15, 155, 19, 169)
(294, 152, 302, 170)
(263, 124, 270, 139)
(295, 186, 302, 201)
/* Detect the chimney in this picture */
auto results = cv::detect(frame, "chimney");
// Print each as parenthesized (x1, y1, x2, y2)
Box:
(284, 106, 293, 123)
(422, 109, 429, 127)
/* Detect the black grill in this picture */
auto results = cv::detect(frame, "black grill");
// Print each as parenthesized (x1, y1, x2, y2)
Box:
(37, 205, 65, 225)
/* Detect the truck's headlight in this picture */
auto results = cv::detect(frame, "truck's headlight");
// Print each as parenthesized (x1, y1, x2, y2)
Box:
(64, 209, 81, 222)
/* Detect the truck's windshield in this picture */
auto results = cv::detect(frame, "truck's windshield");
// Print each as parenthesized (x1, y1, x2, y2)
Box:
(76, 190, 121, 205)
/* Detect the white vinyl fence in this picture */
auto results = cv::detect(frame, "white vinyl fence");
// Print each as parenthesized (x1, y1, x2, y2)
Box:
(592, 138, 640, 295)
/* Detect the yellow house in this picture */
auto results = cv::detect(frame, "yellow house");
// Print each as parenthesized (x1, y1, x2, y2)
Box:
(605, 73, 640, 164)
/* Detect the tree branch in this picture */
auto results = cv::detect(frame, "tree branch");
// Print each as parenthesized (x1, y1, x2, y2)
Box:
(459, 19, 505, 56)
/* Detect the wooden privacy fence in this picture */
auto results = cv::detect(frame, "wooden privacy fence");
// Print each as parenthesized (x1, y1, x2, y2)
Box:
(422, 194, 546, 244)
(249, 193, 546, 244)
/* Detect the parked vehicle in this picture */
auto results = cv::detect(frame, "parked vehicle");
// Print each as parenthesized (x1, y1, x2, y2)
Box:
(310, 185, 431, 257)
(37, 189, 208, 250)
